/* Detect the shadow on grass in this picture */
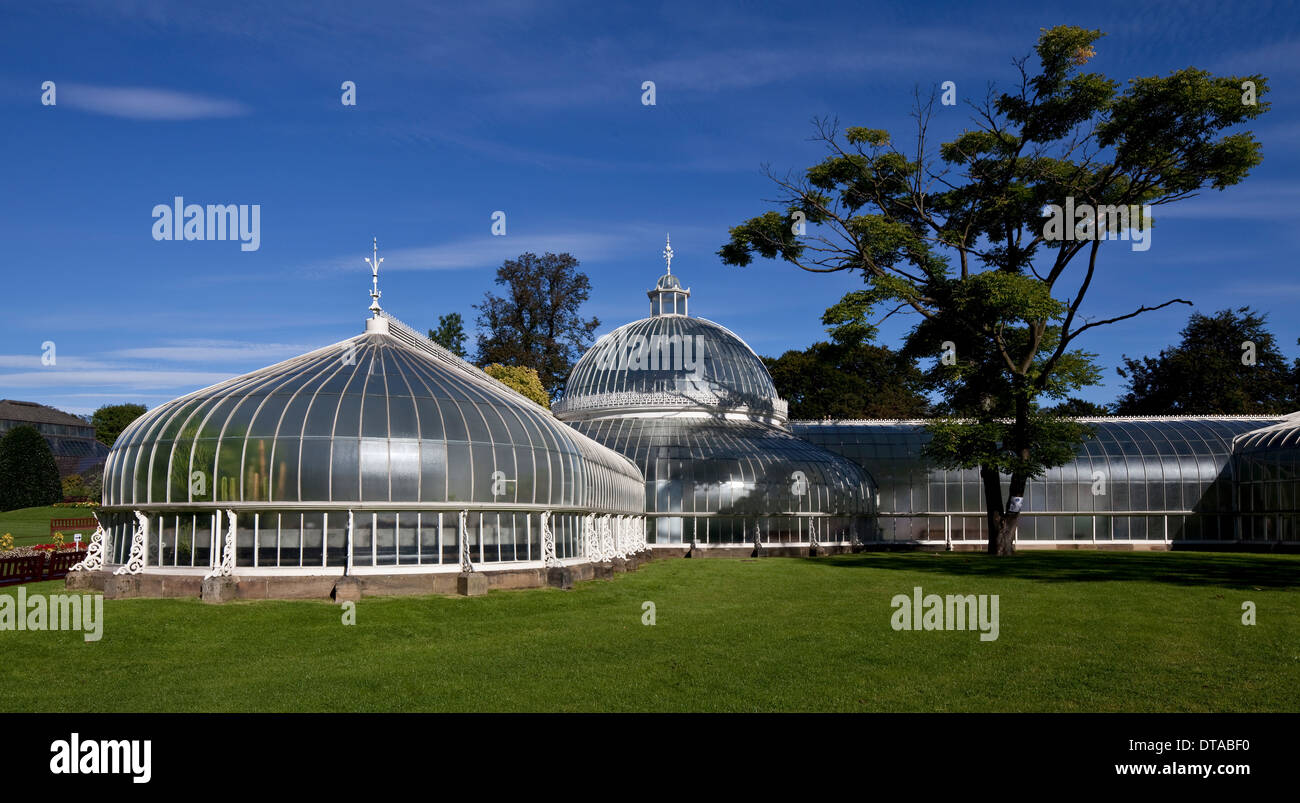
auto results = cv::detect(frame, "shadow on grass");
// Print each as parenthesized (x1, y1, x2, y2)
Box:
(807, 551, 1300, 591)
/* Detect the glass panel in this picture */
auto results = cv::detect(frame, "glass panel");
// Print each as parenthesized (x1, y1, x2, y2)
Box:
(371, 512, 395, 566)
(352, 514, 373, 567)
(302, 513, 324, 565)
(397, 513, 418, 564)
(257, 513, 277, 566)
(280, 513, 302, 567)
(326, 512, 347, 567)
(420, 513, 440, 564)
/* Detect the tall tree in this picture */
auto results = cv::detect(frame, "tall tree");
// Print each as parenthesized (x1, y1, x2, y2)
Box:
(720, 26, 1267, 554)
(764, 335, 929, 420)
(0, 425, 63, 511)
(483, 364, 551, 408)
(91, 403, 147, 447)
(475, 252, 600, 396)
(1044, 397, 1112, 416)
(428, 312, 468, 358)
(1115, 307, 1297, 414)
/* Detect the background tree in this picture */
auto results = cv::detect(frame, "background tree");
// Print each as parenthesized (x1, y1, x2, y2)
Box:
(91, 403, 146, 447)
(764, 330, 929, 419)
(720, 26, 1267, 554)
(428, 312, 468, 358)
(0, 425, 63, 511)
(1115, 307, 1297, 414)
(61, 469, 103, 503)
(483, 364, 550, 408)
(1044, 397, 1112, 416)
(475, 252, 600, 397)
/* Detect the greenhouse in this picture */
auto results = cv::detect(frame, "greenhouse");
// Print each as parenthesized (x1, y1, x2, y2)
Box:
(75, 246, 648, 599)
(1231, 412, 1300, 542)
(554, 241, 876, 551)
(793, 416, 1285, 547)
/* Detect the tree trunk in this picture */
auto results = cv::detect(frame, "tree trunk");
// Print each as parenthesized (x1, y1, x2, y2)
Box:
(982, 381, 1033, 555)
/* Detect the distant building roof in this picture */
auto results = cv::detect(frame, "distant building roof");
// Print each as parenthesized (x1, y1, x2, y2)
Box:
(0, 399, 90, 428)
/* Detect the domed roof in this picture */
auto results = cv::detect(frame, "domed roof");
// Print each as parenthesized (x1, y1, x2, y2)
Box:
(102, 313, 644, 511)
(655, 273, 682, 291)
(567, 416, 876, 518)
(555, 314, 786, 421)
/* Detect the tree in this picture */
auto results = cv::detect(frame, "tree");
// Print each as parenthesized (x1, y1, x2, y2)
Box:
(763, 335, 929, 419)
(720, 26, 1267, 554)
(91, 403, 146, 447)
(0, 425, 63, 511)
(1115, 307, 1297, 414)
(428, 312, 468, 358)
(483, 364, 550, 408)
(61, 469, 102, 503)
(475, 252, 600, 396)
(1044, 397, 1112, 416)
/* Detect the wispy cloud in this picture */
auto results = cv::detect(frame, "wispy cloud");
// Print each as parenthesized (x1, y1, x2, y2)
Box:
(300, 229, 646, 276)
(108, 339, 317, 363)
(60, 84, 250, 120)
(1156, 182, 1300, 220)
(0, 368, 233, 390)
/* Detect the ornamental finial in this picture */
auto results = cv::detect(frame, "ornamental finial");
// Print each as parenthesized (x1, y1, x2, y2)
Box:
(662, 233, 673, 274)
(364, 237, 384, 315)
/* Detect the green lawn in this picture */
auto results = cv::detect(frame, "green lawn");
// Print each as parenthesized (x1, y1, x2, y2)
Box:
(1, 551, 1296, 712)
(0, 505, 98, 548)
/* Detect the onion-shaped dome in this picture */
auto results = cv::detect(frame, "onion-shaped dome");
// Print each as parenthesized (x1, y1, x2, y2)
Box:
(102, 313, 644, 513)
(555, 315, 787, 422)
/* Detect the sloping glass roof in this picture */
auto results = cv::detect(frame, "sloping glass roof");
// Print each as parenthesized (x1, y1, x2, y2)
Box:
(569, 416, 875, 517)
(1232, 413, 1300, 453)
(103, 314, 645, 512)
(792, 417, 1281, 515)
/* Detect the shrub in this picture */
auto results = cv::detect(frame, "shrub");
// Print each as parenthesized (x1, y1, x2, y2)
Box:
(0, 425, 63, 511)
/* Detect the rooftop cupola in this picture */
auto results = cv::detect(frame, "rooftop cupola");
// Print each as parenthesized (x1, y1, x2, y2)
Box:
(648, 234, 690, 317)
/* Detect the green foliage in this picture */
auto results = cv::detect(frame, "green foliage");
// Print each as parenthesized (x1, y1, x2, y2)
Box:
(1045, 397, 1112, 416)
(763, 340, 929, 420)
(91, 403, 146, 448)
(475, 252, 600, 396)
(719, 25, 1268, 548)
(428, 312, 468, 358)
(923, 413, 1095, 480)
(0, 426, 63, 511)
(60, 470, 102, 502)
(483, 363, 551, 408)
(1115, 307, 1297, 414)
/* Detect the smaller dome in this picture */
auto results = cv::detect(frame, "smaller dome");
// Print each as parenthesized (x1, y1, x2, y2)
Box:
(655, 273, 682, 291)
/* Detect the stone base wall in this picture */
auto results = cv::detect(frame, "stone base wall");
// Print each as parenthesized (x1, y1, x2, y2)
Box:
(63, 550, 656, 602)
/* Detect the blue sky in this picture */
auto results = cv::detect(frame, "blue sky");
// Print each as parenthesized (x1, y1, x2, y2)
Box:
(2, 0, 1298, 415)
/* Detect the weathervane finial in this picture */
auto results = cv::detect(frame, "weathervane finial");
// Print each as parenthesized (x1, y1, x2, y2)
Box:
(662, 233, 673, 274)
(364, 237, 384, 315)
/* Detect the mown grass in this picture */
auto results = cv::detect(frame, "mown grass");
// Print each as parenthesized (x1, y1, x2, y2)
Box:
(0, 505, 97, 547)
(1, 551, 1296, 712)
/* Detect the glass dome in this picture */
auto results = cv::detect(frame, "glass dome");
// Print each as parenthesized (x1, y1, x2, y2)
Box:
(104, 315, 643, 510)
(566, 416, 876, 545)
(98, 312, 646, 572)
(556, 315, 786, 421)
(555, 245, 874, 548)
